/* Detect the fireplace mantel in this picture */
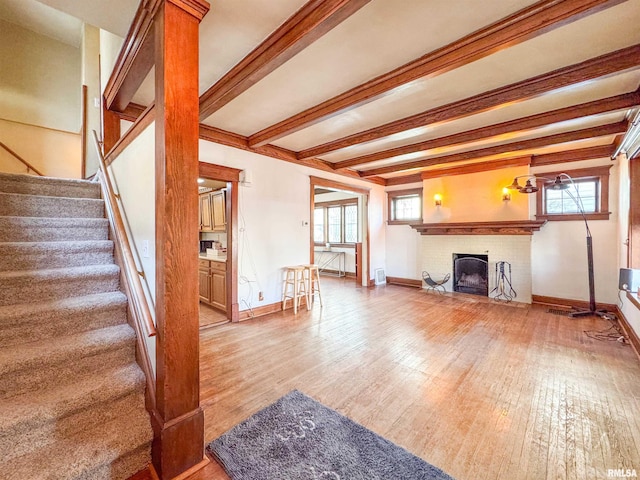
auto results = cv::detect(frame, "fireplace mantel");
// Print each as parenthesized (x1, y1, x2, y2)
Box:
(410, 220, 547, 236)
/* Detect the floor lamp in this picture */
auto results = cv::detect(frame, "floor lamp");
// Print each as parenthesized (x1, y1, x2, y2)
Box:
(506, 174, 609, 319)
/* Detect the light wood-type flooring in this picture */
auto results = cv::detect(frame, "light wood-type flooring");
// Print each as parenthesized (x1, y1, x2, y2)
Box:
(170, 277, 640, 480)
(199, 303, 228, 329)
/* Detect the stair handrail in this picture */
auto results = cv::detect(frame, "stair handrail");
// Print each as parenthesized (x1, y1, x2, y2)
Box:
(92, 130, 156, 338)
(0, 141, 44, 176)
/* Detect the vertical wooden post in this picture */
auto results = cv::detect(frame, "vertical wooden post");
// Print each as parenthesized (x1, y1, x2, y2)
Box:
(153, 0, 209, 478)
(102, 99, 121, 155)
(630, 158, 640, 269)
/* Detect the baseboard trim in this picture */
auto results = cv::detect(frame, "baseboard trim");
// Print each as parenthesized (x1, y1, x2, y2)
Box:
(171, 457, 210, 480)
(531, 295, 616, 312)
(319, 268, 355, 278)
(386, 276, 422, 288)
(616, 306, 640, 362)
(239, 297, 315, 321)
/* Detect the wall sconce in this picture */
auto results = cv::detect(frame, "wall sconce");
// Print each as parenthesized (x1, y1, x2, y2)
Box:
(502, 187, 511, 202)
(434, 194, 442, 207)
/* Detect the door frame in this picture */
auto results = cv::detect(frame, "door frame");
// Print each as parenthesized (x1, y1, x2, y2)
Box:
(309, 176, 371, 286)
(199, 162, 242, 321)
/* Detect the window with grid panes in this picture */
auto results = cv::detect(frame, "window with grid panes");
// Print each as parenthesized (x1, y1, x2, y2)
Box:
(535, 166, 611, 222)
(314, 201, 359, 244)
(387, 188, 423, 225)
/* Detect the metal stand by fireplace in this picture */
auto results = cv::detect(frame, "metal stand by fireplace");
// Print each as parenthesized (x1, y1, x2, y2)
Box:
(453, 254, 488, 296)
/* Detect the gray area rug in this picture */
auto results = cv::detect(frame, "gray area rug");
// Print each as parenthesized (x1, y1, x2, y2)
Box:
(206, 390, 455, 480)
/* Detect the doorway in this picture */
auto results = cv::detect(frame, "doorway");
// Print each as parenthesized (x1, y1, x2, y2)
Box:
(197, 162, 241, 325)
(310, 176, 371, 287)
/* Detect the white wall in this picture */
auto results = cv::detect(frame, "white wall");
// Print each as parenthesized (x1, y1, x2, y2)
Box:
(422, 165, 530, 223)
(99, 30, 124, 95)
(82, 24, 102, 176)
(385, 182, 423, 279)
(108, 122, 156, 373)
(0, 19, 81, 133)
(0, 118, 81, 178)
(531, 159, 619, 304)
(199, 140, 386, 310)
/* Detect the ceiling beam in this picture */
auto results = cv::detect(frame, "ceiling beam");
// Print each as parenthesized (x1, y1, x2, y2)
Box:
(199, 0, 371, 120)
(420, 157, 531, 180)
(198, 125, 386, 185)
(385, 143, 616, 185)
(247, 0, 626, 148)
(530, 144, 614, 166)
(360, 121, 627, 176)
(298, 44, 640, 159)
(330, 91, 640, 169)
(385, 174, 424, 187)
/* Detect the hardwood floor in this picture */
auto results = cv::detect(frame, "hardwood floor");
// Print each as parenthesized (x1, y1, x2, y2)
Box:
(190, 277, 640, 480)
(199, 302, 228, 329)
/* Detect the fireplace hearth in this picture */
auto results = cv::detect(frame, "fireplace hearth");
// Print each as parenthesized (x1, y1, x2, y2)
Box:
(453, 254, 489, 296)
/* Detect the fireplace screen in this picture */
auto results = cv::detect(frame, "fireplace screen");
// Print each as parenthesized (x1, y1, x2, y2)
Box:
(453, 254, 489, 296)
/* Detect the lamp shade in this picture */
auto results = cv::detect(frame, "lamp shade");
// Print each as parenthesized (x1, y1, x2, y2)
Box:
(519, 179, 539, 194)
(548, 175, 569, 190)
(506, 178, 521, 190)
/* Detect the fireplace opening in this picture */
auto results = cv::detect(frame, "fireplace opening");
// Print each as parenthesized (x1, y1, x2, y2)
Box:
(453, 253, 489, 296)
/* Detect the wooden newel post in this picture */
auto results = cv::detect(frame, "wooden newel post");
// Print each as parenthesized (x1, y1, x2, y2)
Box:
(153, 0, 210, 478)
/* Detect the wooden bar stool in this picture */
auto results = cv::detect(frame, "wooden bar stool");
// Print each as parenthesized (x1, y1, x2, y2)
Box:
(282, 266, 308, 314)
(300, 264, 323, 307)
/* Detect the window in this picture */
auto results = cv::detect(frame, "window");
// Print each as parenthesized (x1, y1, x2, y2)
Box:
(536, 166, 611, 221)
(388, 188, 422, 225)
(313, 208, 324, 243)
(314, 200, 359, 245)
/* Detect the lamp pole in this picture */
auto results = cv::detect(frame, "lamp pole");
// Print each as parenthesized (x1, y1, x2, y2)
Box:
(507, 174, 608, 318)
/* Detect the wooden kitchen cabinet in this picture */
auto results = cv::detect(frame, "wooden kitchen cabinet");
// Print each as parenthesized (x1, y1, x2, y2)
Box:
(198, 266, 211, 303)
(199, 190, 226, 232)
(210, 264, 227, 311)
(198, 259, 227, 312)
(211, 191, 226, 232)
(199, 193, 213, 231)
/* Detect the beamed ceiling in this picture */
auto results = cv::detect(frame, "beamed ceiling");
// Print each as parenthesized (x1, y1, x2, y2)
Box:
(190, 0, 640, 185)
(10, 0, 640, 185)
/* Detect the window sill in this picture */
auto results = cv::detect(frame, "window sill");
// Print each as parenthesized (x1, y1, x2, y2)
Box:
(536, 212, 611, 222)
(387, 220, 422, 226)
(627, 290, 640, 311)
(313, 243, 356, 249)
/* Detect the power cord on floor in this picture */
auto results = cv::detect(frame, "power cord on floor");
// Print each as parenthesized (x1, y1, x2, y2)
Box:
(584, 313, 629, 345)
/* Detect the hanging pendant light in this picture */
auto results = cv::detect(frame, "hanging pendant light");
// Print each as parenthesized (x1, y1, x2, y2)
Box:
(519, 179, 539, 194)
(548, 175, 569, 190)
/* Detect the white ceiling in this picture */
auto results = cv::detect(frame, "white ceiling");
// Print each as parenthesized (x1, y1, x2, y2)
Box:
(0, 0, 82, 46)
(3, 0, 640, 182)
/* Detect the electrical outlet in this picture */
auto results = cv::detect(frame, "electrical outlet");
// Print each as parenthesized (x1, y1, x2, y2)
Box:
(141, 240, 150, 258)
(258, 291, 264, 301)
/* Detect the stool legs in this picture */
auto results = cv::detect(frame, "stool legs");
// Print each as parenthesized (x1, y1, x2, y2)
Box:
(300, 264, 322, 308)
(282, 266, 308, 314)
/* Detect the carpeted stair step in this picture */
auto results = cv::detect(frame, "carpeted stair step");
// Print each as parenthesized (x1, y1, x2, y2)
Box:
(0, 216, 109, 242)
(0, 364, 146, 461)
(0, 192, 104, 218)
(0, 264, 119, 306)
(0, 240, 114, 271)
(1, 397, 152, 480)
(0, 323, 136, 400)
(0, 172, 101, 199)
(0, 292, 128, 348)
